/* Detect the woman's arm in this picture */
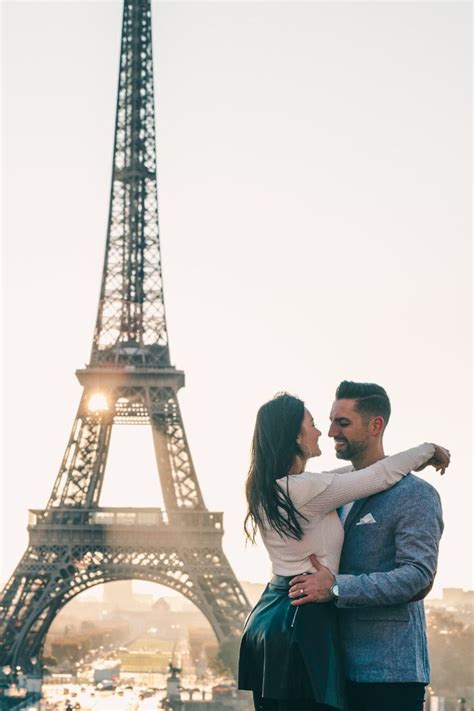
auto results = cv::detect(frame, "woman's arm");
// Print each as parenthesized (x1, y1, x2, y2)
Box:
(304, 443, 436, 516)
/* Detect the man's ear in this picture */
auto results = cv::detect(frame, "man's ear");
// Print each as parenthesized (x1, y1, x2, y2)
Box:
(369, 416, 384, 436)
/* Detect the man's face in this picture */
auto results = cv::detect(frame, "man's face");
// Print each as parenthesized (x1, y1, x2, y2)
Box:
(328, 398, 370, 461)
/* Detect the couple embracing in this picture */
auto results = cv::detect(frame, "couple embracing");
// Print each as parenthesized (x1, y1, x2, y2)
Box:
(238, 380, 449, 711)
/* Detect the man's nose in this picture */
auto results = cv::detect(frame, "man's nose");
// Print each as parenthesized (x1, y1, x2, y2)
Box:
(328, 424, 337, 438)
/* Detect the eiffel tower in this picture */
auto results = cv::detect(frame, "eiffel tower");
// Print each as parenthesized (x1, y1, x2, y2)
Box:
(0, 0, 250, 678)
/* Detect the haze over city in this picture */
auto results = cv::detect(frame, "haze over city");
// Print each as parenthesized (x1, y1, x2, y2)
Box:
(2, 0, 472, 602)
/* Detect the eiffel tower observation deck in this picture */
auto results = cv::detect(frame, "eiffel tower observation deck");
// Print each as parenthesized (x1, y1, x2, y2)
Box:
(0, 0, 250, 679)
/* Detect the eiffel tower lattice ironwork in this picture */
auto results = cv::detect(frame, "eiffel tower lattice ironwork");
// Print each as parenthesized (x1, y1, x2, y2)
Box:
(0, 0, 250, 676)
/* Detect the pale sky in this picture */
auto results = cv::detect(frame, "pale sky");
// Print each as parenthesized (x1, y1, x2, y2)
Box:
(2, 1, 472, 600)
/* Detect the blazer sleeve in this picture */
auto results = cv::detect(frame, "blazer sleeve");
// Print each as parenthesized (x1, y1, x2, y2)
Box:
(335, 483, 444, 607)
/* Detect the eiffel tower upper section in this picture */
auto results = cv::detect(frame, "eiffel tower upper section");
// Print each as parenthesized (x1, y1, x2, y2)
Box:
(92, 0, 169, 369)
(47, 0, 204, 512)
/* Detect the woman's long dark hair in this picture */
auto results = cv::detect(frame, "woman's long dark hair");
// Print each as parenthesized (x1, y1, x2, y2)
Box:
(244, 393, 308, 543)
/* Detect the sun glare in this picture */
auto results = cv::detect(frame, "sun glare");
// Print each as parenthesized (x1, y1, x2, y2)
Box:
(88, 393, 109, 412)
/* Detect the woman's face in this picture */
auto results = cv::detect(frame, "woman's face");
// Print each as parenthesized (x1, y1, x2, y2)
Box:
(298, 408, 322, 459)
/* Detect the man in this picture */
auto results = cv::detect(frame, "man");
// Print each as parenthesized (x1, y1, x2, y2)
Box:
(288, 381, 445, 711)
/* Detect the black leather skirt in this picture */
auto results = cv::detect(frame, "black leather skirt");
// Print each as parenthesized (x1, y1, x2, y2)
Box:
(238, 575, 346, 710)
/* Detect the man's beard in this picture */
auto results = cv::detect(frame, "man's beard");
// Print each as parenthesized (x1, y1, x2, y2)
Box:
(334, 437, 368, 461)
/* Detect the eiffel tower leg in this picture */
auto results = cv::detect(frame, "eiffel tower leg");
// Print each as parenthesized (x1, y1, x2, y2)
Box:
(183, 550, 250, 643)
(148, 386, 250, 652)
(0, 547, 75, 671)
(48, 391, 112, 508)
(149, 386, 205, 510)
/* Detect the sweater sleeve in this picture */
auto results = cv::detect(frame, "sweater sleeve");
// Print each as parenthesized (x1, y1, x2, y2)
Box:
(301, 443, 435, 516)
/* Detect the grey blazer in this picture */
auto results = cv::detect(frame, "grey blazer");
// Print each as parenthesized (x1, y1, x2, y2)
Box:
(335, 473, 443, 683)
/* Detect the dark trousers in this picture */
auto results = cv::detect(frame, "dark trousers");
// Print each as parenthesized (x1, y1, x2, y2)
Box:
(346, 681, 426, 711)
(252, 693, 338, 711)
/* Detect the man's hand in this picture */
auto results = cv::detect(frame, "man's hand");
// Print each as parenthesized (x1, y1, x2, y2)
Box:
(415, 444, 451, 476)
(288, 555, 335, 606)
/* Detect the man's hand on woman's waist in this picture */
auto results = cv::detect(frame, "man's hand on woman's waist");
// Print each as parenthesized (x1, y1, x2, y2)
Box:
(288, 554, 335, 605)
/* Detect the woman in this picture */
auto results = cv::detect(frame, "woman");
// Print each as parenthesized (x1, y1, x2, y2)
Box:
(238, 393, 448, 711)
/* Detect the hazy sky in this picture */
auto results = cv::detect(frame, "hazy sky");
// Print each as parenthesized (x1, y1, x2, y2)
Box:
(2, 1, 472, 600)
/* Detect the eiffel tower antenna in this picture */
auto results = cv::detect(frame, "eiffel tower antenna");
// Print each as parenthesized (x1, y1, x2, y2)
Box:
(0, 0, 249, 679)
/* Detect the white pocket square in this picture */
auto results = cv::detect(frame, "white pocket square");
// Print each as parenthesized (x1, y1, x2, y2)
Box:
(356, 513, 377, 526)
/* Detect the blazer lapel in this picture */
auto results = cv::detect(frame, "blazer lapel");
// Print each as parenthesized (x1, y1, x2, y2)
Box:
(344, 497, 370, 534)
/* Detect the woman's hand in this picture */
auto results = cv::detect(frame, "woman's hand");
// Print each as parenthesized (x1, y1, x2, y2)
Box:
(415, 444, 450, 475)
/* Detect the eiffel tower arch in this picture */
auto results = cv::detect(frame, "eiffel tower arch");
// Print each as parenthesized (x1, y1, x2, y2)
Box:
(0, 0, 250, 677)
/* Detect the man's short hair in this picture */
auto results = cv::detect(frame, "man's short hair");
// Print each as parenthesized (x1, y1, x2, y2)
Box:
(336, 380, 391, 428)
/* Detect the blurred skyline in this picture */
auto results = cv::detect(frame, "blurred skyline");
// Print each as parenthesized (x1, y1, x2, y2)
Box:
(2, 2, 472, 596)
